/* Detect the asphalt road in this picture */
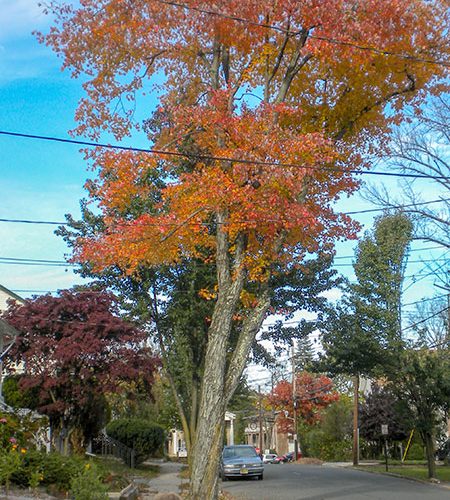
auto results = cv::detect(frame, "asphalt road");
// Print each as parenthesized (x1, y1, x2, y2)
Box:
(221, 463, 450, 499)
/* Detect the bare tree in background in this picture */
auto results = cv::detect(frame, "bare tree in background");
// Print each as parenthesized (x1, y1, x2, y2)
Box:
(366, 95, 450, 291)
(408, 296, 449, 348)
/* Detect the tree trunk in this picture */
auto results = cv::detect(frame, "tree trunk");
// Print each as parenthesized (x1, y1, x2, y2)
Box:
(423, 431, 436, 479)
(188, 224, 243, 497)
(189, 397, 225, 499)
(188, 315, 230, 499)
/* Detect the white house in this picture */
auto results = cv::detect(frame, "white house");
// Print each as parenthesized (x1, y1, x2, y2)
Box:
(167, 411, 236, 458)
(0, 285, 25, 405)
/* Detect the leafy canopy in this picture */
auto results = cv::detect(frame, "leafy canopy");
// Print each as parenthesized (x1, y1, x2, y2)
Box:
(2, 291, 158, 437)
(268, 371, 339, 431)
(40, 0, 449, 278)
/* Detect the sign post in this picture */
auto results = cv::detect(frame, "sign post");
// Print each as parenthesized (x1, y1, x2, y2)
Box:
(381, 424, 389, 472)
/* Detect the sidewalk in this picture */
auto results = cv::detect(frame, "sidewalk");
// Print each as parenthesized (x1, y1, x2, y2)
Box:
(140, 460, 186, 499)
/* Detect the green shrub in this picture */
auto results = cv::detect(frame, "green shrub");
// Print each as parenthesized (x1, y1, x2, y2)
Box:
(0, 448, 111, 496)
(10, 450, 86, 491)
(0, 448, 22, 492)
(106, 418, 165, 465)
(406, 443, 425, 460)
(70, 462, 109, 500)
(11, 450, 84, 491)
(301, 429, 352, 462)
(0, 414, 26, 449)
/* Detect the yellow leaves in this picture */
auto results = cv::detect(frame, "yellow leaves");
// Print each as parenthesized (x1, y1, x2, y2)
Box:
(45, 0, 449, 281)
(240, 289, 259, 308)
(198, 288, 217, 300)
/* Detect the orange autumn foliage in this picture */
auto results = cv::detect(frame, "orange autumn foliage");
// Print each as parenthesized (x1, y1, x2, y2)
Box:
(40, 2, 449, 495)
(40, 0, 449, 280)
(268, 372, 339, 432)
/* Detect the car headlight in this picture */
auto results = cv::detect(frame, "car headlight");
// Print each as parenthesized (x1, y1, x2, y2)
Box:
(224, 464, 235, 468)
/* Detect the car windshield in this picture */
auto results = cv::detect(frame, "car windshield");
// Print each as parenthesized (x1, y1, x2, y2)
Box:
(223, 447, 258, 459)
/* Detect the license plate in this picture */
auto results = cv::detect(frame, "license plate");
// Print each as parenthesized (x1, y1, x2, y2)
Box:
(240, 468, 249, 474)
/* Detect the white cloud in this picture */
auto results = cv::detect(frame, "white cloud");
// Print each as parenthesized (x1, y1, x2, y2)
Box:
(0, 0, 48, 41)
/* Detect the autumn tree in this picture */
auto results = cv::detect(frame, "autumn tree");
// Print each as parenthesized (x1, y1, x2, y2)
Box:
(59, 201, 339, 458)
(359, 384, 411, 459)
(2, 291, 158, 453)
(41, 1, 449, 497)
(268, 372, 339, 433)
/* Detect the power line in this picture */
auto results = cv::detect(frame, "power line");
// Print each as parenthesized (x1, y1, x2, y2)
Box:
(1, 130, 449, 181)
(403, 306, 449, 332)
(0, 261, 73, 268)
(155, 0, 450, 69)
(0, 257, 75, 266)
(1, 198, 449, 228)
(344, 198, 450, 216)
(402, 293, 448, 308)
(0, 251, 447, 268)
(333, 258, 448, 268)
(334, 244, 445, 260)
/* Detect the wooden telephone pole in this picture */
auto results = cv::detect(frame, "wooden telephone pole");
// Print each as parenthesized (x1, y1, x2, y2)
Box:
(258, 385, 263, 455)
(353, 374, 359, 466)
(292, 341, 299, 461)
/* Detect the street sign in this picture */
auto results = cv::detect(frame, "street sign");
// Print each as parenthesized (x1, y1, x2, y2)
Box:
(381, 424, 388, 435)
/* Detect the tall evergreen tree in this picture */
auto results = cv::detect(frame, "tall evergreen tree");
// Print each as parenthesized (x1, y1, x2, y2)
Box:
(319, 212, 413, 465)
(294, 335, 315, 372)
(320, 212, 413, 377)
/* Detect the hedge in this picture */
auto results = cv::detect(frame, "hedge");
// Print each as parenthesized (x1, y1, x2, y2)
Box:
(106, 418, 165, 465)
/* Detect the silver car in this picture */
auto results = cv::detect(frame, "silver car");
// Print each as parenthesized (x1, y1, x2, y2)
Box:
(220, 445, 264, 480)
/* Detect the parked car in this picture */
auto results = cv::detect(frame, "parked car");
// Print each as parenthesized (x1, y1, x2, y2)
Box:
(220, 445, 264, 480)
(273, 451, 301, 463)
(273, 453, 290, 464)
(262, 453, 278, 464)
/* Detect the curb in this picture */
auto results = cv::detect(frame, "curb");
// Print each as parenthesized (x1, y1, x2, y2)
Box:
(108, 483, 140, 500)
(354, 466, 450, 490)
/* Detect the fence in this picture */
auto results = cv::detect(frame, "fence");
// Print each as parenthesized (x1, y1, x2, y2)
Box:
(92, 433, 136, 468)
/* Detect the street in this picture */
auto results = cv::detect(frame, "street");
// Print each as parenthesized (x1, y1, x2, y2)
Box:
(222, 463, 450, 499)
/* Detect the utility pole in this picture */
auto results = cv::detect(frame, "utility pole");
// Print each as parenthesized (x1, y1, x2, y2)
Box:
(258, 384, 263, 456)
(353, 374, 359, 466)
(292, 341, 299, 461)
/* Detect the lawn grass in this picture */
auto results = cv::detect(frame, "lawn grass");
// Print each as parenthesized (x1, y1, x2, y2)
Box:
(358, 464, 450, 483)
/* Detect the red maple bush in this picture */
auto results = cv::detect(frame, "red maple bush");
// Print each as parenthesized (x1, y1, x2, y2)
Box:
(2, 290, 159, 446)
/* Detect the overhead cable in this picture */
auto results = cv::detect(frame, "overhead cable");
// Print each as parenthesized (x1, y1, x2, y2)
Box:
(1, 130, 449, 181)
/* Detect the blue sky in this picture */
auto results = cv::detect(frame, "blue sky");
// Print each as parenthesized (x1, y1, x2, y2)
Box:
(0, 0, 447, 321)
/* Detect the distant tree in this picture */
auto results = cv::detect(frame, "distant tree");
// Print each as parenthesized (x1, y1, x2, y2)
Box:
(2, 291, 158, 452)
(367, 96, 450, 251)
(294, 336, 315, 372)
(269, 372, 338, 433)
(321, 213, 413, 377)
(320, 212, 413, 464)
(300, 395, 353, 460)
(389, 348, 450, 479)
(359, 384, 411, 458)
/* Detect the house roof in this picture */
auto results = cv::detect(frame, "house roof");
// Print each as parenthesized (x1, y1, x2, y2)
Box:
(0, 284, 25, 305)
